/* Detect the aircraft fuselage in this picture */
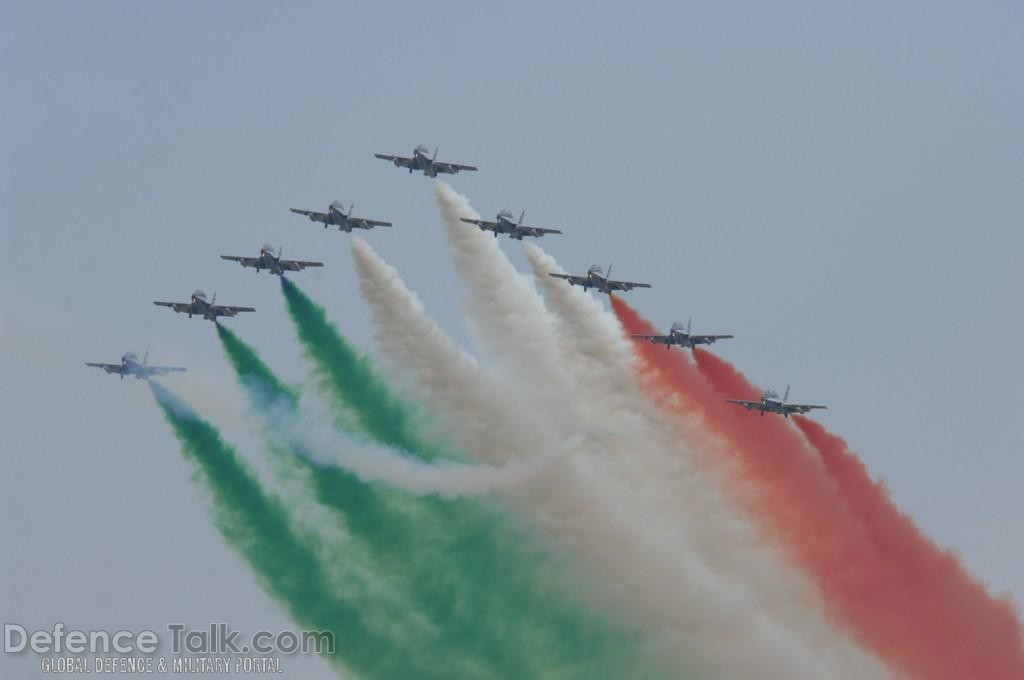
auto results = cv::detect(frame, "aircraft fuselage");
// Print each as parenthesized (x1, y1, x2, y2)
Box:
(255, 251, 284, 275)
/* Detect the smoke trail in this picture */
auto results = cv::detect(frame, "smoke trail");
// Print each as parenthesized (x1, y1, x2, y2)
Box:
(367, 197, 889, 678)
(793, 416, 1024, 679)
(217, 325, 560, 496)
(147, 381, 446, 679)
(350, 236, 549, 462)
(279, 276, 439, 459)
(220, 323, 655, 678)
(612, 296, 1022, 679)
(433, 182, 570, 394)
(522, 244, 891, 679)
(214, 322, 414, 566)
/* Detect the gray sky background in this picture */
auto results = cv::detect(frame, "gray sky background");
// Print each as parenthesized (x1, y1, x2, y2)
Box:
(2, 2, 1022, 676)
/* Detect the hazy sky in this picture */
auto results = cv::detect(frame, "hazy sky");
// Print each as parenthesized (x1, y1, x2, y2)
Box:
(2, 2, 1022, 677)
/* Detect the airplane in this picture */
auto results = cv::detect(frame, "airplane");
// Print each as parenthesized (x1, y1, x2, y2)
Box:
(726, 386, 827, 418)
(290, 201, 393, 232)
(549, 265, 652, 294)
(86, 351, 186, 380)
(460, 209, 563, 240)
(374, 145, 478, 177)
(153, 290, 255, 321)
(632, 319, 733, 350)
(220, 244, 323, 275)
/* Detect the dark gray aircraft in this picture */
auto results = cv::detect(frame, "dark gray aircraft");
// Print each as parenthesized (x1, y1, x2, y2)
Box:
(460, 209, 563, 240)
(374, 145, 478, 177)
(632, 319, 733, 349)
(153, 290, 255, 321)
(726, 386, 827, 418)
(86, 351, 185, 380)
(221, 244, 323, 275)
(549, 265, 652, 294)
(290, 201, 392, 232)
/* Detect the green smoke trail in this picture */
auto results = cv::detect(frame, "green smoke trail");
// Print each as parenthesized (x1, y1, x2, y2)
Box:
(276, 280, 661, 678)
(216, 323, 418, 559)
(221, 323, 540, 675)
(280, 277, 440, 459)
(149, 381, 476, 680)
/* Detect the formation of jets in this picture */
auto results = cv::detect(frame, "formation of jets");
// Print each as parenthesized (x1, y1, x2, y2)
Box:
(89, 141, 827, 416)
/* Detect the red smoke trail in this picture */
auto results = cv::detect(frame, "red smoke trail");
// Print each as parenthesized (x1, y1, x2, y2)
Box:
(793, 415, 1024, 678)
(610, 295, 1024, 679)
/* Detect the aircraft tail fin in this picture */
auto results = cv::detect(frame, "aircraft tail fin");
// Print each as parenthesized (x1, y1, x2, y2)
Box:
(143, 350, 149, 366)
(784, 385, 790, 402)
(687, 317, 692, 334)
(211, 292, 217, 307)
(518, 210, 526, 226)
(432, 147, 439, 161)
(349, 203, 355, 217)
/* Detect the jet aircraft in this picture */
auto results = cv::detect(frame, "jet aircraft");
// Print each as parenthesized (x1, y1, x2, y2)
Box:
(549, 265, 652, 294)
(726, 386, 827, 417)
(153, 290, 255, 321)
(460, 209, 563, 240)
(86, 351, 186, 380)
(374, 145, 478, 177)
(290, 201, 392, 232)
(220, 244, 323, 275)
(632, 319, 733, 349)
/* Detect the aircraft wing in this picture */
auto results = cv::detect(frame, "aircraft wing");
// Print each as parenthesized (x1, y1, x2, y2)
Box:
(153, 301, 192, 313)
(520, 226, 563, 238)
(691, 333, 734, 345)
(606, 279, 652, 292)
(726, 399, 760, 410)
(220, 255, 262, 268)
(788, 403, 828, 414)
(279, 259, 324, 271)
(549, 273, 588, 286)
(85, 362, 125, 375)
(460, 218, 501, 234)
(374, 153, 414, 168)
(349, 217, 393, 230)
(290, 208, 329, 223)
(143, 366, 187, 377)
(433, 161, 478, 174)
(210, 305, 256, 318)
(632, 334, 670, 343)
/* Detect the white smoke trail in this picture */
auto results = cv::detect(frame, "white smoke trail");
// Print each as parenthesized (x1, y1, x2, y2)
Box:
(350, 235, 550, 462)
(433, 182, 572, 394)
(355, 196, 892, 680)
(249, 386, 568, 498)
(524, 242, 892, 678)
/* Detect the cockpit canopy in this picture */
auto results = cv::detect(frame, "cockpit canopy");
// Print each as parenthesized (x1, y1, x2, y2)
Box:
(329, 200, 345, 212)
(763, 390, 780, 400)
(497, 209, 515, 221)
(193, 290, 208, 300)
(122, 351, 138, 363)
(670, 321, 686, 331)
(261, 243, 276, 254)
(587, 265, 604, 276)
(414, 144, 430, 156)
